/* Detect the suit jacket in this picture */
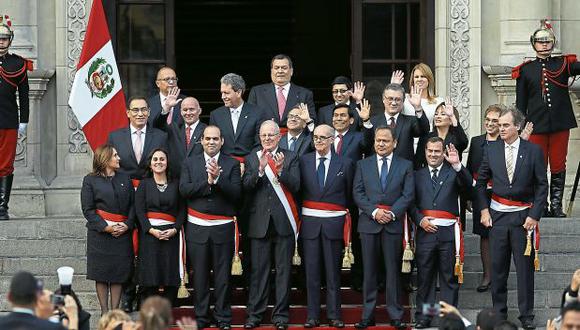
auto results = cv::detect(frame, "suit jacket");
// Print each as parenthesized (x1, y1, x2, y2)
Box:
(152, 112, 206, 177)
(317, 102, 361, 130)
(248, 82, 316, 127)
(515, 55, 580, 133)
(279, 129, 313, 157)
(0, 311, 66, 329)
(369, 112, 430, 161)
(410, 163, 472, 242)
(107, 126, 168, 180)
(475, 139, 548, 220)
(180, 153, 242, 244)
(333, 128, 373, 162)
(147, 93, 185, 127)
(243, 148, 301, 238)
(353, 154, 415, 234)
(209, 103, 265, 157)
(299, 152, 354, 240)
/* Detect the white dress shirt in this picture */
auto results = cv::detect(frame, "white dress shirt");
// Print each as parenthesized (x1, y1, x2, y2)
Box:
(230, 102, 244, 134)
(334, 129, 349, 151)
(130, 124, 147, 156)
(316, 150, 332, 185)
(274, 83, 291, 99)
(504, 137, 521, 170)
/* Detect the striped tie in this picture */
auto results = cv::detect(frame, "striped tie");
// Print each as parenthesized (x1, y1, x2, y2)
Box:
(506, 145, 515, 182)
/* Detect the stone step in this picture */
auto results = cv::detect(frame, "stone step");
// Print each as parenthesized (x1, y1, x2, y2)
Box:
(0, 256, 87, 275)
(456, 289, 563, 309)
(462, 253, 580, 272)
(0, 274, 93, 293)
(0, 239, 86, 257)
(459, 271, 571, 290)
(0, 218, 87, 239)
(463, 235, 580, 254)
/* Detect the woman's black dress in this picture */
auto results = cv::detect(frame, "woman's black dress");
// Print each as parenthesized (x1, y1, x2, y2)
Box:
(81, 173, 135, 283)
(135, 177, 185, 287)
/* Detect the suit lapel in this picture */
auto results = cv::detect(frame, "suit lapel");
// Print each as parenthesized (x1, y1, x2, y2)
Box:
(234, 105, 250, 141)
(283, 85, 299, 120)
(266, 84, 280, 120)
(394, 115, 404, 142)
(280, 134, 289, 149)
(513, 141, 528, 183)
(340, 131, 355, 156)
(186, 123, 204, 157)
(323, 156, 341, 194)
(433, 165, 450, 199)
(124, 128, 138, 164)
(497, 141, 510, 182)
(176, 122, 187, 155)
(384, 155, 398, 190)
(220, 108, 236, 141)
(369, 155, 381, 191)
(295, 133, 306, 153)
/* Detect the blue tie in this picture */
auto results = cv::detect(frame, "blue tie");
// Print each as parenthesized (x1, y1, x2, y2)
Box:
(288, 136, 296, 151)
(431, 168, 439, 191)
(317, 157, 326, 189)
(380, 156, 388, 191)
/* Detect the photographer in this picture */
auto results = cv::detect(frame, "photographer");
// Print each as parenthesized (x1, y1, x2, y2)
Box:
(36, 289, 80, 329)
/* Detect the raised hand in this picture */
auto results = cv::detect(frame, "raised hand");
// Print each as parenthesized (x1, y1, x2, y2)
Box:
(297, 103, 311, 123)
(390, 70, 405, 85)
(409, 85, 422, 110)
(443, 143, 461, 166)
(444, 96, 458, 126)
(356, 98, 371, 121)
(163, 87, 182, 112)
(351, 81, 366, 102)
(520, 122, 534, 140)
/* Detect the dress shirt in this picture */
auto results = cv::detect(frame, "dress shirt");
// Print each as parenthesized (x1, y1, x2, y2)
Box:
(334, 129, 349, 151)
(274, 83, 291, 100)
(186, 120, 200, 142)
(315, 150, 332, 184)
(130, 124, 147, 156)
(504, 137, 521, 170)
(230, 102, 244, 133)
(428, 163, 444, 180)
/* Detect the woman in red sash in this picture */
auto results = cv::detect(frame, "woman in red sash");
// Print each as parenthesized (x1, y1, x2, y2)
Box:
(81, 144, 135, 314)
(135, 148, 185, 306)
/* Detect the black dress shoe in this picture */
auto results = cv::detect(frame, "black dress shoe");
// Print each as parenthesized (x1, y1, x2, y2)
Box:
(354, 319, 375, 329)
(476, 282, 491, 292)
(329, 319, 345, 328)
(243, 321, 259, 329)
(275, 322, 288, 330)
(521, 319, 536, 329)
(415, 319, 431, 329)
(218, 323, 231, 330)
(391, 319, 403, 328)
(304, 319, 320, 328)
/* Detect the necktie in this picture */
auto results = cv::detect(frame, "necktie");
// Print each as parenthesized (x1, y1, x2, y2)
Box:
(134, 129, 143, 163)
(506, 145, 515, 182)
(380, 156, 388, 191)
(336, 134, 344, 155)
(431, 168, 439, 190)
(185, 126, 191, 148)
(389, 117, 396, 129)
(288, 136, 296, 151)
(277, 86, 287, 120)
(317, 157, 326, 189)
(231, 110, 239, 134)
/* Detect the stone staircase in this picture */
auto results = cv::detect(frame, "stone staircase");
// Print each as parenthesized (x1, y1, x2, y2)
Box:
(0, 216, 578, 329)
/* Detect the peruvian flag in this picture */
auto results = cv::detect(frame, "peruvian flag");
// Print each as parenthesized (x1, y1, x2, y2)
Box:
(68, 0, 127, 151)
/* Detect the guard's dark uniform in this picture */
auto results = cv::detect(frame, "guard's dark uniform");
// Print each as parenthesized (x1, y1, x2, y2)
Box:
(0, 52, 30, 219)
(513, 54, 580, 216)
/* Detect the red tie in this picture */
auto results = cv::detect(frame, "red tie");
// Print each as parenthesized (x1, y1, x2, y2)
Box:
(276, 86, 286, 121)
(185, 126, 191, 148)
(336, 134, 344, 155)
(389, 117, 396, 129)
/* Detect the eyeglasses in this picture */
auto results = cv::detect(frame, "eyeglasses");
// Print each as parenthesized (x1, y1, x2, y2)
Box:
(287, 114, 302, 120)
(313, 135, 332, 141)
(129, 107, 150, 114)
(332, 89, 349, 95)
(384, 97, 403, 104)
(259, 133, 280, 139)
(157, 77, 178, 83)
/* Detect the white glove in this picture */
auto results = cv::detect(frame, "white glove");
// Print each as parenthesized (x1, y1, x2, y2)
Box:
(18, 123, 28, 136)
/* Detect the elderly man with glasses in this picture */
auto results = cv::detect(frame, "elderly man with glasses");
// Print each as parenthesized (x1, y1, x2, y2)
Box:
(147, 66, 186, 126)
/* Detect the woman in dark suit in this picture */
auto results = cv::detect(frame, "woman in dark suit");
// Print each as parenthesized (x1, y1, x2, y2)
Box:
(81, 144, 135, 314)
(135, 148, 185, 306)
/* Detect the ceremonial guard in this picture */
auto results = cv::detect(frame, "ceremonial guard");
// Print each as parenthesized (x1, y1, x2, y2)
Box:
(0, 15, 31, 220)
(512, 19, 580, 217)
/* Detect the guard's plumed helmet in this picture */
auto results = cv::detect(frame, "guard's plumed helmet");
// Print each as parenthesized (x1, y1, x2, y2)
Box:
(0, 15, 14, 46)
(530, 19, 556, 52)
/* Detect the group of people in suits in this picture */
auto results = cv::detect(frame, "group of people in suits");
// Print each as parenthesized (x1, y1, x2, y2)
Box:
(78, 51, 556, 330)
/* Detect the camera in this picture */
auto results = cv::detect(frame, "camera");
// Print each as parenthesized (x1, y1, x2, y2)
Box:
(50, 294, 65, 306)
(422, 303, 441, 316)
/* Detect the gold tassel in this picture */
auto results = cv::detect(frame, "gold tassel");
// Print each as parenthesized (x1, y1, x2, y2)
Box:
(457, 264, 464, 284)
(524, 233, 532, 256)
(534, 249, 540, 271)
(292, 246, 301, 266)
(454, 256, 461, 275)
(177, 280, 190, 298)
(342, 248, 351, 269)
(401, 260, 411, 273)
(231, 254, 243, 275)
(348, 242, 355, 265)
(402, 244, 414, 261)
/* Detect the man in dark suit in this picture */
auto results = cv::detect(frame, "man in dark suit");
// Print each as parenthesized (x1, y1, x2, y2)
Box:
(0, 271, 66, 329)
(476, 107, 548, 329)
(210, 73, 266, 166)
(108, 96, 168, 183)
(279, 106, 313, 157)
(180, 125, 242, 330)
(242, 120, 301, 330)
(152, 95, 206, 177)
(353, 126, 415, 328)
(411, 137, 472, 328)
(147, 66, 185, 126)
(331, 104, 373, 162)
(318, 76, 364, 130)
(360, 83, 429, 161)
(248, 54, 316, 128)
(299, 124, 354, 328)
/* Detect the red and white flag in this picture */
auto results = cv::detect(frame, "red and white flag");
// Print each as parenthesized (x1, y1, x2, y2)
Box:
(68, 0, 126, 151)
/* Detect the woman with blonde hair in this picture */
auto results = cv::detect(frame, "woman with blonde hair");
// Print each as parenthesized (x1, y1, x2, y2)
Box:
(97, 309, 132, 330)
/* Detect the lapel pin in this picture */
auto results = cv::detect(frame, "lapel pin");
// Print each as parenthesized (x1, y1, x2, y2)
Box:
(440, 181, 443, 185)
(244, 115, 248, 119)
(121, 183, 124, 186)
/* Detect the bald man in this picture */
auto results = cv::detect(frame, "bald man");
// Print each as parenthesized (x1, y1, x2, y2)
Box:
(148, 66, 186, 126)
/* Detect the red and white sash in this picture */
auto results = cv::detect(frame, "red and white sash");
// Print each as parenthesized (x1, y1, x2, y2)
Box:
(258, 150, 301, 242)
(187, 207, 240, 257)
(421, 209, 464, 281)
(146, 212, 187, 283)
(96, 209, 138, 255)
(302, 200, 352, 249)
(490, 193, 532, 212)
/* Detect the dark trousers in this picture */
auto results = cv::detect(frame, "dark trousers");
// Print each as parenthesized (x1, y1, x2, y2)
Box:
(303, 233, 343, 320)
(188, 239, 234, 325)
(414, 229, 458, 321)
(360, 230, 404, 321)
(246, 231, 294, 324)
(489, 209, 535, 321)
